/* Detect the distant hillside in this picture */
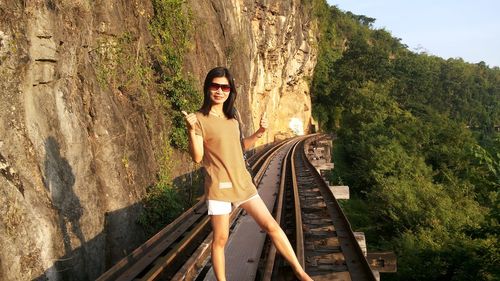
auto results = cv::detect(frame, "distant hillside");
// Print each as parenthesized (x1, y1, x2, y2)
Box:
(310, 2, 499, 280)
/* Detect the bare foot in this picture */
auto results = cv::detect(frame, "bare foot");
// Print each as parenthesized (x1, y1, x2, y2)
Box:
(295, 268, 314, 281)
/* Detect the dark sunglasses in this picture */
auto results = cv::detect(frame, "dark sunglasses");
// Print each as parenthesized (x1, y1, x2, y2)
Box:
(209, 82, 231, 92)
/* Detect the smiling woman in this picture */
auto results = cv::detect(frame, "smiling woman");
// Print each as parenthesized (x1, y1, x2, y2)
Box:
(181, 67, 313, 281)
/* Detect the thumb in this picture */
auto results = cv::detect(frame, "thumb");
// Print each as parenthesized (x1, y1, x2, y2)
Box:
(262, 111, 267, 118)
(181, 110, 188, 116)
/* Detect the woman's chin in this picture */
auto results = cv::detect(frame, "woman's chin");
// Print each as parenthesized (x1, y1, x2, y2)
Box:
(211, 99, 227, 104)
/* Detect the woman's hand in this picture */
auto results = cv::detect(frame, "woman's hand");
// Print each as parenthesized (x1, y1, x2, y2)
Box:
(182, 111, 199, 132)
(243, 112, 268, 150)
(181, 111, 204, 163)
(258, 112, 268, 133)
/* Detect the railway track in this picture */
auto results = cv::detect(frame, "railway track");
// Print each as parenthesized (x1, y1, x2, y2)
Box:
(261, 136, 304, 281)
(98, 134, 377, 281)
(261, 136, 376, 281)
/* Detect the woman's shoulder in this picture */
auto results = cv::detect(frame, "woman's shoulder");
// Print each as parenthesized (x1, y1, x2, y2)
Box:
(195, 111, 212, 126)
(195, 111, 207, 118)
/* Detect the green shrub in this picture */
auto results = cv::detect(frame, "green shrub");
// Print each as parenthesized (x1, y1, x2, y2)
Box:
(138, 183, 186, 235)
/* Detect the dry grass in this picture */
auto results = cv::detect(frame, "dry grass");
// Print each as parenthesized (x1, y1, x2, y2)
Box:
(51, 0, 91, 14)
(3, 199, 24, 237)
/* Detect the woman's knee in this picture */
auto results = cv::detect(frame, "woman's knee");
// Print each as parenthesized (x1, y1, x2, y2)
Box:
(212, 232, 229, 247)
(261, 219, 280, 234)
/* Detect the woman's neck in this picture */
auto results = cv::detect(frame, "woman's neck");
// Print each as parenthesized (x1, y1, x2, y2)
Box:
(210, 104, 224, 114)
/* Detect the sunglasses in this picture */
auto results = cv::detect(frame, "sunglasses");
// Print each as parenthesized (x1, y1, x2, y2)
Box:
(209, 82, 231, 92)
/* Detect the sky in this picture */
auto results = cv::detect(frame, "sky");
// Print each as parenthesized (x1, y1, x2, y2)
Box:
(326, 0, 500, 68)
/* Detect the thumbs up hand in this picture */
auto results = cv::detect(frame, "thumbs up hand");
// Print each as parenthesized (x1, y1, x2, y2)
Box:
(259, 111, 268, 132)
(182, 111, 199, 131)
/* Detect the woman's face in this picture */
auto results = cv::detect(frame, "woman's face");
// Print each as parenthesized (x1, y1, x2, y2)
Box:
(209, 76, 231, 106)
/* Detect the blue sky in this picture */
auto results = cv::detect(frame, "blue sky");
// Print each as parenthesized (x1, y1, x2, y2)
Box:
(327, 0, 500, 67)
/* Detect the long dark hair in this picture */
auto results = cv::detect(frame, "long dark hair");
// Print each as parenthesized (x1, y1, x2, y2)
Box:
(199, 66, 238, 119)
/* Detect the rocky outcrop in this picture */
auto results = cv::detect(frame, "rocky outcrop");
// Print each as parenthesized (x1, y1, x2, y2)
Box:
(0, 0, 317, 280)
(185, 0, 317, 143)
(1, 1, 157, 280)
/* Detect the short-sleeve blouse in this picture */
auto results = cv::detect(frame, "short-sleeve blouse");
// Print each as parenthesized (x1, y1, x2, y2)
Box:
(194, 112, 257, 202)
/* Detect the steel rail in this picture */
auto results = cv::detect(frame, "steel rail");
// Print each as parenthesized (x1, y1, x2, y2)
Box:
(249, 139, 285, 172)
(301, 136, 377, 281)
(291, 138, 305, 268)
(261, 138, 299, 280)
(261, 137, 308, 280)
(96, 200, 207, 281)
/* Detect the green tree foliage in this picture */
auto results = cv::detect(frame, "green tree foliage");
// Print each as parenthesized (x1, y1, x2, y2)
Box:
(150, 0, 202, 151)
(311, 1, 499, 280)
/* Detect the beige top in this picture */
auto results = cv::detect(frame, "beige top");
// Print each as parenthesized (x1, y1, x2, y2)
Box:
(194, 111, 257, 202)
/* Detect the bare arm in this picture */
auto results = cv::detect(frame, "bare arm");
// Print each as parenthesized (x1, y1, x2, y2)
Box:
(242, 112, 268, 151)
(182, 111, 204, 163)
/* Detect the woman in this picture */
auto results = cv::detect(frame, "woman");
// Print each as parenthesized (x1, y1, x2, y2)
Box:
(182, 67, 313, 281)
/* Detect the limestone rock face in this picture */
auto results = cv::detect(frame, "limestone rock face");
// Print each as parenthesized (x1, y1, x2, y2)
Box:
(185, 0, 317, 145)
(0, 0, 317, 280)
(0, 1, 155, 280)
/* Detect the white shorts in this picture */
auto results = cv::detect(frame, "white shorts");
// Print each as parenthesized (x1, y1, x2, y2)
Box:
(207, 193, 260, 215)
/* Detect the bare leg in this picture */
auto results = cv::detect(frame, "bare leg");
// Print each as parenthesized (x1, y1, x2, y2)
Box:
(240, 197, 313, 281)
(210, 214, 230, 281)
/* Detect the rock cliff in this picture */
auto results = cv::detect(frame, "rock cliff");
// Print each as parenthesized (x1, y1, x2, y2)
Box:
(185, 0, 317, 142)
(0, 0, 317, 280)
